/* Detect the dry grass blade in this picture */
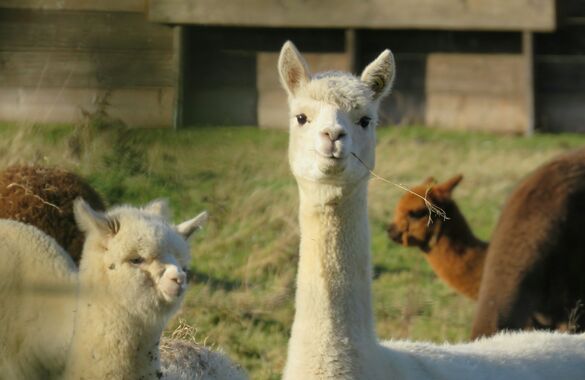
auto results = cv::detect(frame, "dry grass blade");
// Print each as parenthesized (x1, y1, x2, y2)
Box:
(568, 300, 583, 333)
(351, 152, 448, 225)
(168, 319, 198, 343)
(6, 183, 62, 212)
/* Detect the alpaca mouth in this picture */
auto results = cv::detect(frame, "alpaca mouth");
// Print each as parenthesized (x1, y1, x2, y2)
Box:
(387, 224, 403, 243)
(160, 282, 186, 302)
(317, 155, 346, 174)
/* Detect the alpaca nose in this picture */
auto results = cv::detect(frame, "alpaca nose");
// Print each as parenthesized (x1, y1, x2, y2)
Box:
(321, 127, 346, 142)
(173, 270, 186, 285)
(166, 266, 186, 285)
(387, 223, 403, 243)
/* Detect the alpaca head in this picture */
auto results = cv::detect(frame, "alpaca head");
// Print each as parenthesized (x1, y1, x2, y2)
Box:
(278, 41, 395, 195)
(74, 198, 208, 322)
(388, 175, 462, 251)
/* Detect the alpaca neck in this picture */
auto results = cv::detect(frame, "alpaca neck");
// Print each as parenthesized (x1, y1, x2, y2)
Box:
(426, 204, 488, 299)
(284, 179, 377, 379)
(65, 285, 163, 380)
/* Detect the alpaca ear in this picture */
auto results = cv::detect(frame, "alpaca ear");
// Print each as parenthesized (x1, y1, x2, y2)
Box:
(176, 211, 208, 240)
(74, 197, 119, 237)
(423, 176, 436, 185)
(278, 41, 311, 97)
(143, 198, 171, 220)
(432, 174, 463, 200)
(360, 49, 396, 100)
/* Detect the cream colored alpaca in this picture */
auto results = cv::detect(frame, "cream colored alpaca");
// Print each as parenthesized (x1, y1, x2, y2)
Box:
(279, 41, 585, 380)
(64, 199, 206, 379)
(0, 199, 207, 379)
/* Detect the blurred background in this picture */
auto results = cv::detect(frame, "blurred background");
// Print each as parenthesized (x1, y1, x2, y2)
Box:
(2, 1, 585, 379)
(2, 0, 584, 133)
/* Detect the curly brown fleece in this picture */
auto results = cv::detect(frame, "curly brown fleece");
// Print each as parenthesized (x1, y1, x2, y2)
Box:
(0, 165, 105, 263)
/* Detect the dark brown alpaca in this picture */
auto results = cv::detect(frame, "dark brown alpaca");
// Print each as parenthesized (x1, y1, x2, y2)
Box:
(388, 175, 488, 299)
(472, 148, 585, 338)
(0, 165, 106, 263)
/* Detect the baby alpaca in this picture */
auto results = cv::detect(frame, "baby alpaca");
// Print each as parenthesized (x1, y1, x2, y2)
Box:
(0, 199, 207, 379)
(387, 175, 487, 299)
(0, 165, 106, 263)
(279, 40, 585, 380)
(64, 199, 207, 379)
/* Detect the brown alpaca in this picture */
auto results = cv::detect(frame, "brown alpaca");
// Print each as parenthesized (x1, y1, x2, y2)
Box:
(387, 175, 488, 299)
(471, 147, 585, 338)
(0, 165, 105, 263)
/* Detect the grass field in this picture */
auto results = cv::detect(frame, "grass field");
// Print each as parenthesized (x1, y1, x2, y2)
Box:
(1, 121, 585, 379)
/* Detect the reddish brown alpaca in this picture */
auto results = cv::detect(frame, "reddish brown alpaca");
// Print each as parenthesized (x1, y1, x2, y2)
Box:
(388, 175, 488, 299)
(472, 148, 585, 338)
(0, 165, 105, 263)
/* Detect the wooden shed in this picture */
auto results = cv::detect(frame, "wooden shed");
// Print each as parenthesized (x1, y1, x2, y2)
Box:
(2, 0, 585, 133)
(0, 0, 175, 127)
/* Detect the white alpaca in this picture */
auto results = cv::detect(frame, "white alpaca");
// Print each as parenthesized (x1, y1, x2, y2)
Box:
(278, 40, 585, 380)
(0, 220, 77, 379)
(0, 199, 244, 379)
(64, 199, 206, 379)
(160, 337, 246, 380)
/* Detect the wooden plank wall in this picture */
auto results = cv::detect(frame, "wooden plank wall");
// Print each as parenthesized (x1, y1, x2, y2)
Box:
(0, 3, 175, 127)
(358, 29, 524, 129)
(425, 54, 528, 134)
(148, 0, 556, 32)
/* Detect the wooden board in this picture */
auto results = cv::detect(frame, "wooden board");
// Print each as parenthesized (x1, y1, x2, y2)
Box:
(148, 0, 556, 32)
(0, 0, 145, 12)
(0, 6, 176, 127)
(426, 53, 528, 134)
(0, 87, 173, 127)
(426, 93, 527, 134)
(427, 54, 525, 94)
(0, 8, 173, 52)
(0, 51, 174, 88)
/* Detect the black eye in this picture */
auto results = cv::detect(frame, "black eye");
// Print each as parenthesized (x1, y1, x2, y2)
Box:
(129, 257, 145, 265)
(296, 113, 308, 126)
(408, 209, 428, 219)
(358, 116, 371, 129)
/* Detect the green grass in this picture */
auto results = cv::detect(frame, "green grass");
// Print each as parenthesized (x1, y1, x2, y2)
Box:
(1, 121, 584, 379)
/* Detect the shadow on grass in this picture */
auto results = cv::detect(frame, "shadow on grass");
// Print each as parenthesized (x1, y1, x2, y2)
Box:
(190, 269, 242, 292)
(373, 263, 411, 279)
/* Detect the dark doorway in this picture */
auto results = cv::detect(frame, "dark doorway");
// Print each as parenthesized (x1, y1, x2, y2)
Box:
(181, 27, 258, 126)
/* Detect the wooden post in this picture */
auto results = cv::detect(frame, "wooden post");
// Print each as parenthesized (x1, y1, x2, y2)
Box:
(172, 25, 186, 129)
(345, 29, 358, 74)
(522, 30, 535, 136)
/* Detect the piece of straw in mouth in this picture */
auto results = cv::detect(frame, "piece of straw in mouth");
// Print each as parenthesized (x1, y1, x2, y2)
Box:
(350, 152, 448, 225)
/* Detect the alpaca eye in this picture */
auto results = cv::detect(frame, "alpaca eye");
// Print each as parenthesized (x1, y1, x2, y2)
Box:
(296, 113, 308, 126)
(408, 209, 428, 219)
(358, 116, 371, 129)
(129, 257, 145, 265)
